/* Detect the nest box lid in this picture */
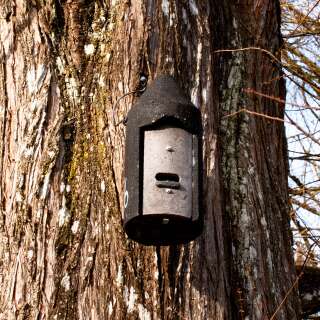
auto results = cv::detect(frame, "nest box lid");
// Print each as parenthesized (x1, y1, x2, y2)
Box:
(126, 75, 202, 134)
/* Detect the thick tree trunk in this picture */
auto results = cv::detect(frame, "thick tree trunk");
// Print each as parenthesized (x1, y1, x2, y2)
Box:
(0, 0, 301, 319)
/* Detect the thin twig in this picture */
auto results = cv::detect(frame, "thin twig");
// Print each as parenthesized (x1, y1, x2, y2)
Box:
(222, 108, 286, 122)
(289, 0, 320, 36)
(245, 88, 320, 111)
(214, 47, 282, 66)
(291, 198, 320, 216)
(270, 244, 316, 320)
(285, 112, 320, 146)
(214, 47, 320, 93)
(244, 88, 285, 105)
(269, 275, 302, 320)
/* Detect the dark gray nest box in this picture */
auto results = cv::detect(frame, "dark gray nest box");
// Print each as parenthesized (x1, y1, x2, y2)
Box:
(123, 75, 203, 245)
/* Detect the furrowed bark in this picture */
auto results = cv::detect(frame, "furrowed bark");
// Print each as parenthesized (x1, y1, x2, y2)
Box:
(0, 1, 301, 319)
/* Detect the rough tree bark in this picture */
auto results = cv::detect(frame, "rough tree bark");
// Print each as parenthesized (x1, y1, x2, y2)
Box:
(0, 0, 302, 319)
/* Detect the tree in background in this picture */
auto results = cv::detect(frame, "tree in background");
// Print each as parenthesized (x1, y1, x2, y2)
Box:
(0, 1, 301, 319)
(281, 0, 320, 317)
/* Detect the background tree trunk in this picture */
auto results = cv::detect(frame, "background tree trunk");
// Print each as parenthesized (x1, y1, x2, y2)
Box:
(0, 0, 301, 319)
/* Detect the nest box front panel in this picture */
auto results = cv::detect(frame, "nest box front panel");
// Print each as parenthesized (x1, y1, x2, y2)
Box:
(143, 126, 193, 217)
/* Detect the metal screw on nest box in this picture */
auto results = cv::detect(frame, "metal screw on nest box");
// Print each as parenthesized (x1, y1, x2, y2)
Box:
(123, 75, 203, 246)
(139, 75, 148, 88)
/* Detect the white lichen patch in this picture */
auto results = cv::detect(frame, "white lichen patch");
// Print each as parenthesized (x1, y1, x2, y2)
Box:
(98, 75, 106, 87)
(190, 41, 202, 108)
(36, 209, 43, 220)
(243, 149, 249, 159)
(233, 17, 238, 29)
(30, 101, 39, 112)
(69, 77, 78, 91)
(162, 0, 169, 17)
(261, 216, 267, 227)
(18, 175, 25, 188)
(189, 0, 199, 15)
(71, 220, 80, 234)
(48, 150, 56, 159)
(248, 165, 255, 175)
(84, 44, 95, 55)
(27, 64, 47, 94)
(253, 294, 264, 319)
(116, 265, 123, 286)
(267, 248, 273, 271)
(66, 185, 71, 193)
(100, 180, 106, 193)
(240, 208, 250, 225)
(107, 22, 115, 32)
(58, 206, 70, 227)
(239, 182, 247, 195)
(183, 37, 187, 47)
(56, 57, 65, 74)
(169, 13, 175, 27)
(61, 273, 70, 291)
(154, 253, 159, 279)
(16, 192, 23, 203)
(26, 68, 35, 92)
(60, 182, 65, 193)
(118, 81, 123, 92)
(108, 301, 113, 316)
(100, 13, 106, 23)
(24, 146, 34, 158)
(27, 250, 34, 260)
(202, 87, 208, 105)
(66, 77, 80, 102)
(125, 286, 137, 313)
(86, 257, 93, 264)
(103, 50, 110, 60)
(250, 246, 257, 260)
(138, 304, 151, 320)
(40, 173, 51, 200)
(182, 8, 188, 24)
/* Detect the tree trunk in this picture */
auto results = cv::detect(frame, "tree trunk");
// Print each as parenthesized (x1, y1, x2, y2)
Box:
(0, 0, 301, 319)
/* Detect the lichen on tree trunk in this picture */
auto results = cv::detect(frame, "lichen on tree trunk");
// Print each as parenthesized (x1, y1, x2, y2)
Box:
(0, 0, 301, 319)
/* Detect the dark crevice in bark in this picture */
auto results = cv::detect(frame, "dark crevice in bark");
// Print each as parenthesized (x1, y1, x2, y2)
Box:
(0, 48, 8, 216)
(52, 0, 65, 44)
(156, 245, 165, 319)
(168, 246, 179, 291)
(110, 158, 121, 214)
